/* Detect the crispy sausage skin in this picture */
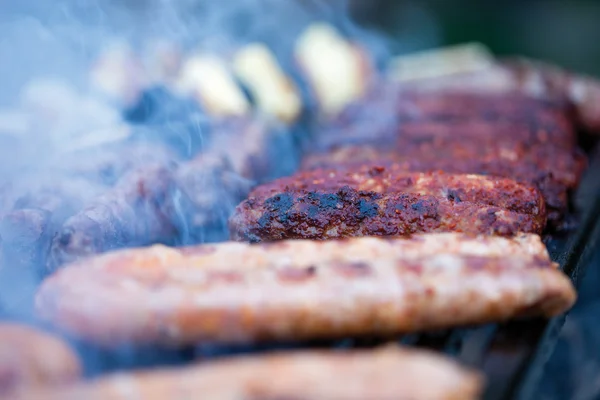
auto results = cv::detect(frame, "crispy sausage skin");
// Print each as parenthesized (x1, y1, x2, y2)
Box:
(229, 169, 546, 242)
(305, 91, 586, 226)
(35, 233, 574, 348)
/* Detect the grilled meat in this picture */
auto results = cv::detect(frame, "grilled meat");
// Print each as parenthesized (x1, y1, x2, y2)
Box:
(458, 59, 600, 132)
(301, 145, 584, 225)
(0, 177, 107, 278)
(328, 91, 575, 147)
(174, 153, 254, 243)
(230, 169, 546, 242)
(0, 323, 81, 396)
(206, 117, 299, 183)
(305, 93, 586, 225)
(51, 141, 179, 186)
(10, 346, 483, 400)
(35, 233, 574, 347)
(47, 165, 179, 270)
(395, 92, 574, 131)
(388, 54, 600, 132)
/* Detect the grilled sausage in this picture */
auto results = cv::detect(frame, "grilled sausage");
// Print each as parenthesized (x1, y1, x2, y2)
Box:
(305, 91, 585, 226)
(229, 169, 546, 242)
(389, 55, 600, 133)
(301, 146, 584, 226)
(35, 233, 575, 347)
(47, 165, 179, 270)
(9, 345, 483, 400)
(0, 323, 81, 396)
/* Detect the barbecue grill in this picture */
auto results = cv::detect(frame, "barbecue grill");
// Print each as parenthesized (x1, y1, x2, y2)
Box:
(28, 84, 593, 400)
(2, 2, 600, 399)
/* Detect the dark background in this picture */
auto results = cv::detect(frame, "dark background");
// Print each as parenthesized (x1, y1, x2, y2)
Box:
(351, 0, 600, 76)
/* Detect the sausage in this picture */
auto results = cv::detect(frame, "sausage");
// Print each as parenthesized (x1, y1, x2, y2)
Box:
(0, 323, 81, 396)
(9, 345, 483, 400)
(229, 169, 546, 242)
(35, 233, 575, 347)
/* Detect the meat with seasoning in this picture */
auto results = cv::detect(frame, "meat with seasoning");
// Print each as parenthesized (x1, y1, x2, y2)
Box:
(304, 94, 586, 225)
(8, 345, 483, 400)
(301, 146, 584, 226)
(229, 169, 546, 242)
(47, 165, 179, 270)
(0, 323, 81, 397)
(34, 233, 574, 347)
(392, 57, 600, 132)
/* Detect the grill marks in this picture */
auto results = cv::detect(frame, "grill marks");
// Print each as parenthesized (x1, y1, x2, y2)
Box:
(230, 170, 546, 242)
(34, 234, 576, 347)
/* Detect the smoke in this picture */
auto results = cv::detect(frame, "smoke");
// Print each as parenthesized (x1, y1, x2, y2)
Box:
(0, 0, 409, 376)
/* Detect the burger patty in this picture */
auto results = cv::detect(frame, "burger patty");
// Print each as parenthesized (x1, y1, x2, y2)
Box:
(229, 169, 546, 242)
(301, 145, 585, 225)
(0, 323, 81, 396)
(322, 102, 576, 151)
(304, 111, 585, 226)
(9, 346, 483, 400)
(392, 57, 600, 132)
(35, 233, 574, 347)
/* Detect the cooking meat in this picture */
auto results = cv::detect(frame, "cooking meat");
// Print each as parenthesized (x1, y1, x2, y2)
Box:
(205, 117, 299, 183)
(0, 323, 81, 396)
(317, 113, 576, 153)
(9, 345, 483, 400)
(0, 177, 108, 277)
(35, 233, 574, 347)
(327, 91, 575, 148)
(47, 165, 179, 270)
(309, 120, 584, 188)
(388, 54, 600, 132)
(395, 92, 574, 131)
(295, 23, 372, 115)
(229, 169, 546, 242)
(174, 153, 254, 244)
(304, 94, 586, 225)
(50, 140, 179, 186)
(301, 144, 584, 225)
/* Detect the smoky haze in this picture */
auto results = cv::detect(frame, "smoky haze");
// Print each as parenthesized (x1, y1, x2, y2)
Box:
(0, 0, 402, 357)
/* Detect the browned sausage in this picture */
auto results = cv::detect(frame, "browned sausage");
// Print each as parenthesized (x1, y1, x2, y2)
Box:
(229, 169, 546, 242)
(10, 345, 483, 400)
(35, 233, 574, 348)
(0, 323, 81, 396)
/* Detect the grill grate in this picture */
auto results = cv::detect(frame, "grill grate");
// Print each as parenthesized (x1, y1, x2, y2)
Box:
(28, 139, 600, 400)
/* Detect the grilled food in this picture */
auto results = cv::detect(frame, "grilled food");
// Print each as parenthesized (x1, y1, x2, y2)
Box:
(9, 345, 483, 400)
(295, 23, 371, 115)
(35, 233, 574, 347)
(0, 323, 81, 396)
(301, 146, 584, 225)
(389, 54, 600, 132)
(233, 43, 303, 123)
(47, 165, 178, 270)
(230, 169, 546, 242)
(305, 92, 585, 225)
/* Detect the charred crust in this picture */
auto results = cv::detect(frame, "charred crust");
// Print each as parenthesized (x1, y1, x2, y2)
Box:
(446, 189, 463, 203)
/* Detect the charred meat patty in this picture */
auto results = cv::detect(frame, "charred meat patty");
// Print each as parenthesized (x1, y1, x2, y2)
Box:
(229, 169, 546, 242)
